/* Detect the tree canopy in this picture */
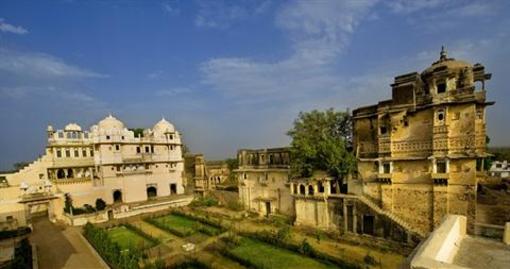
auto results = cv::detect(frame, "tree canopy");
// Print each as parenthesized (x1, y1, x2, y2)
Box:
(287, 108, 355, 178)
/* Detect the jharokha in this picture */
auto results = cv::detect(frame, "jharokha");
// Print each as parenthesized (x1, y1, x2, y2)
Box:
(0, 48, 501, 248)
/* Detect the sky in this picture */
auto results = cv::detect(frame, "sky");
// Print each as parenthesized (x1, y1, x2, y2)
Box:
(1, 0, 509, 170)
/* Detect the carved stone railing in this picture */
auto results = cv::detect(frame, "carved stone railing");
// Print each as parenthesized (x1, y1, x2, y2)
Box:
(433, 125, 448, 134)
(52, 177, 92, 185)
(378, 135, 391, 153)
(391, 139, 432, 154)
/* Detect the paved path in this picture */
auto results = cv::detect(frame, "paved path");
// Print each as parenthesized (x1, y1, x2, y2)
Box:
(29, 218, 108, 269)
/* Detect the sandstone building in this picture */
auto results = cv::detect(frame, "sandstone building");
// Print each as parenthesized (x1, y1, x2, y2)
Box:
(237, 148, 294, 216)
(353, 48, 492, 235)
(0, 115, 185, 227)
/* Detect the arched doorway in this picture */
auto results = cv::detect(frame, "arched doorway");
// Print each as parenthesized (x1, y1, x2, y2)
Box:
(57, 169, 65, 179)
(67, 168, 74, 178)
(299, 185, 305, 195)
(147, 186, 157, 199)
(113, 190, 122, 203)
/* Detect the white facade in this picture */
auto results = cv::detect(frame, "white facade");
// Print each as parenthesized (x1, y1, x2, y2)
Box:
(0, 115, 185, 227)
(490, 160, 510, 178)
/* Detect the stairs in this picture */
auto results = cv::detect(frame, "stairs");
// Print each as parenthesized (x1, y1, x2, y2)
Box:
(357, 195, 426, 238)
(17, 157, 43, 174)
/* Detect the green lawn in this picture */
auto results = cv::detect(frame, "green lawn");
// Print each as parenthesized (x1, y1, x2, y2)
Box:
(228, 238, 337, 269)
(149, 214, 220, 237)
(107, 226, 154, 250)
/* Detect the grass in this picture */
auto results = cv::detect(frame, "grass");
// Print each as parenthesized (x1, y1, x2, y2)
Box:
(227, 237, 337, 269)
(148, 214, 221, 237)
(107, 226, 154, 250)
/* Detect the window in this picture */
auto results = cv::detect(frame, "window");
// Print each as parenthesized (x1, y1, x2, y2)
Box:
(169, 134, 173, 140)
(115, 145, 120, 151)
(65, 149, 71, 158)
(380, 126, 388, 135)
(436, 160, 447, 173)
(476, 108, 484, 120)
(151, 145, 154, 153)
(66, 132, 72, 139)
(90, 149, 94, 157)
(58, 132, 64, 138)
(106, 135, 110, 140)
(116, 166, 121, 172)
(82, 150, 87, 157)
(136, 147, 141, 153)
(56, 150, 62, 158)
(383, 163, 391, 173)
(71, 132, 77, 139)
(121, 136, 125, 140)
(437, 82, 446, 93)
(437, 109, 445, 121)
(74, 149, 79, 157)
(145, 146, 150, 153)
(84, 133, 89, 139)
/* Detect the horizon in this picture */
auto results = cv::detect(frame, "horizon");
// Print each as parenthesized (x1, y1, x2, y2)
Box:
(1, 0, 510, 170)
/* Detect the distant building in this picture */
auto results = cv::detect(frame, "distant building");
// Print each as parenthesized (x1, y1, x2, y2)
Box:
(0, 115, 185, 227)
(490, 161, 510, 178)
(236, 148, 293, 216)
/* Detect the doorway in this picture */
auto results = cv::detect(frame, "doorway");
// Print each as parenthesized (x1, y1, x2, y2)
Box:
(363, 215, 375, 235)
(265, 201, 271, 217)
(113, 190, 122, 203)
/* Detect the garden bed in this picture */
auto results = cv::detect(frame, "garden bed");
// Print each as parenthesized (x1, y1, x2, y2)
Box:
(145, 214, 222, 238)
(223, 237, 337, 269)
(107, 225, 155, 250)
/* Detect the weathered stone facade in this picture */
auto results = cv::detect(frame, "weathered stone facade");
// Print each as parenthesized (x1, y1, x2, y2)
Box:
(353, 48, 493, 235)
(236, 147, 294, 216)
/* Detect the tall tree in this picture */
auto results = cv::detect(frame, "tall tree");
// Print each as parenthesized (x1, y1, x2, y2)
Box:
(287, 108, 355, 178)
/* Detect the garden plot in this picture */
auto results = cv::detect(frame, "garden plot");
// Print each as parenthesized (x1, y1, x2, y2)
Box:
(107, 226, 155, 250)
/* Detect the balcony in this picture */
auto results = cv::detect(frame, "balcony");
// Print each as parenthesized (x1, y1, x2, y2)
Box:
(433, 125, 448, 134)
(52, 177, 92, 185)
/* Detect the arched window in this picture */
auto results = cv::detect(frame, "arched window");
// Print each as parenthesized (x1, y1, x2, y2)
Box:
(113, 190, 122, 203)
(147, 186, 157, 199)
(57, 169, 65, 179)
(67, 169, 73, 178)
(318, 182, 324, 193)
(308, 185, 314, 195)
(299, 184, 306, 195)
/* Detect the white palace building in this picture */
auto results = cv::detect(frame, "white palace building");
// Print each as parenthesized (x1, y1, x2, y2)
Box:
(0, 115, 188, 228)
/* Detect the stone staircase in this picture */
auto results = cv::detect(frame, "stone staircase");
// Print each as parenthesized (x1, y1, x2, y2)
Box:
(17, 157, 43, 174)
(357, 195, 426, 238)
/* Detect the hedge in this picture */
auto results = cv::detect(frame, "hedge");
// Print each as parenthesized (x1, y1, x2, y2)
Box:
(0, 227, 31, 240)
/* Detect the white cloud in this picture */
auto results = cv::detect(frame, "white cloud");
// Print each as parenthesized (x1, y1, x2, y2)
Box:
(200, 0, 379, 102)
(0, 48, 108, 79)
(194, 0, 272, 29)
(162, 2, 180, 15)
(155, 87, 192, 96)
(147, 70, 164, 79)
(0, 18, 28, 35)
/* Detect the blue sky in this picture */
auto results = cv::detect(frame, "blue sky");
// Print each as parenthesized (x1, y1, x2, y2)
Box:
(1, 0, 509, 170)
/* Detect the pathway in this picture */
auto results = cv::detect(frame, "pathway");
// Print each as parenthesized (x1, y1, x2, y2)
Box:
(29, 218, 107, 269)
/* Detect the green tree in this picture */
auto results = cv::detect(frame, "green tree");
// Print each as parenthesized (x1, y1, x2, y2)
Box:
(129, 128, 144, 138)
(95, 198, 107, 211)
(287, 108, 355, 178)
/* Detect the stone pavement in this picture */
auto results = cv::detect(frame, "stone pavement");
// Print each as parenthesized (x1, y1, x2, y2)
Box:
(29, 218, 108, 269)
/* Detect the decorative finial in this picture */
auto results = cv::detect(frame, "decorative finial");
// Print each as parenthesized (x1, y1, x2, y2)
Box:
(440, 45, 447, 61)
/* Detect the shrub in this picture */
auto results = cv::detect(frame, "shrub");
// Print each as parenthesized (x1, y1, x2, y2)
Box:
(363, 253, 378, 266)
(225, 200, 243, 211)
(95, 198, 107, 211)
(83, 223, 143, 269)
(189, 196, 219, 207)
(7, 238, 32, 269)
(0, 227, 31, 240)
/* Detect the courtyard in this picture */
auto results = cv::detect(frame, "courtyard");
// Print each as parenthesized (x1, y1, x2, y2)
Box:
(82, 205, 408, 269)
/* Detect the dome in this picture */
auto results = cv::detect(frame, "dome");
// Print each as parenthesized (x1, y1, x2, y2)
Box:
(64, 123, 82, 132)
(153, 117, 175, 133)
(98, 114, 124, 130)
(422, 47, 471, 76)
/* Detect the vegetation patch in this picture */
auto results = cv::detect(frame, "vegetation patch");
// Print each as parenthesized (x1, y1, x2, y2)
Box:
(221, 236, 338, 269)
(0, 226, 31, 240)
(145, 213, 222, 238)
(107, 225, 155, 250)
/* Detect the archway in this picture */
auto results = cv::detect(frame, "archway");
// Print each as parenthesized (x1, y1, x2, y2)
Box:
(57, 169, 65, 179)
(299, 185, 306, 195)
(67, 168, 73, 178)
(147, 186, 157, 199)
(113, 190, 122, 203)
(308, 185, 314, 195)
